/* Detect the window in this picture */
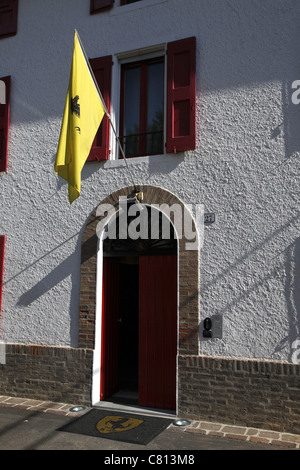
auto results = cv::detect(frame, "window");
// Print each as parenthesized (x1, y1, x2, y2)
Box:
(0, 0, 18, 38)
(88, 36, 196, 161)
(120, 57, 165, 158)
(0, 76, 11, 172)
(0, 235, 5, 315)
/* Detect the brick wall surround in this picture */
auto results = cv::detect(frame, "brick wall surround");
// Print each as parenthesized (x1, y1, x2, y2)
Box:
(0, 344, 93, 406)
(178, 355, 300, 435)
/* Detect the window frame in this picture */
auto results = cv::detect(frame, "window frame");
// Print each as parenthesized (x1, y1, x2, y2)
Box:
(86, 36, 196, 164)
(119, 55, 165, 159)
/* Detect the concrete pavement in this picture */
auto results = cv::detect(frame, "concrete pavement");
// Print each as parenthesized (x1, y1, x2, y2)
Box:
(0, 396, 299, 450)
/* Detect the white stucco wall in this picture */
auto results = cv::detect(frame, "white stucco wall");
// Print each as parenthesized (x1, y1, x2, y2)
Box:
(0, 0, 299, 362)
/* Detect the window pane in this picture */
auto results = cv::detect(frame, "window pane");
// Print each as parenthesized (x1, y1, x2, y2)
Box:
(147, 61, 164, 155)
(124, 66, 140, 157)
(121, 57, 164, 158)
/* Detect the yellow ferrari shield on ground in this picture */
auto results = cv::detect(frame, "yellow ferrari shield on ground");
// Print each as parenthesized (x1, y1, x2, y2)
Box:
(96, 415, 144, 434)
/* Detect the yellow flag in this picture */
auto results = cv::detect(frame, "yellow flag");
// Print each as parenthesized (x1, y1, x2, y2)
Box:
(54, 31, 105, 204)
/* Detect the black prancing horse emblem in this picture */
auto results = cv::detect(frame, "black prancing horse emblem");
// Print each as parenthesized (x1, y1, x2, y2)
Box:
(71, 95, 80, 117)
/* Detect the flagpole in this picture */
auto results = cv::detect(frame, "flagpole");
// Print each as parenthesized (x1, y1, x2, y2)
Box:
(75, 30, 140, 196)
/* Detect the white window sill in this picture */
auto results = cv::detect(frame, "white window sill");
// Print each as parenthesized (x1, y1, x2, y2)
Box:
(102, 153, 182, 170)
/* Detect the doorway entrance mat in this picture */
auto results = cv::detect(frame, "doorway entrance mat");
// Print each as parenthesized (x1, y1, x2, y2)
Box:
(59, 409, 172, 445)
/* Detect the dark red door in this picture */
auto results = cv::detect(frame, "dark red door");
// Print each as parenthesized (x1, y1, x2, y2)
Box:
(138, 255, 177, 409)
(100, 257, 120, 400)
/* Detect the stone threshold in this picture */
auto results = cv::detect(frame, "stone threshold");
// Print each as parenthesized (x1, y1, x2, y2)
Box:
(1, 396, 299, 448)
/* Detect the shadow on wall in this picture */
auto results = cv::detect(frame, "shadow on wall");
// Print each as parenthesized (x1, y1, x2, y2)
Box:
(274, 237, 300, 361)
(281, 80, 300, 159)
(285, 237, 300, 361)
(15, 229, 89, 347)
(271, 81, 300, 160)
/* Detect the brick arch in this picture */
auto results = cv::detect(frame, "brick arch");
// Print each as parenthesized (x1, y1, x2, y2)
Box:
(79, 185, 199, 355)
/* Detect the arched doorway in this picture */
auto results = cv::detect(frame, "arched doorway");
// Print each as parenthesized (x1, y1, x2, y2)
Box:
(79, 185, 200, 412)
(100, 206, 178, 410)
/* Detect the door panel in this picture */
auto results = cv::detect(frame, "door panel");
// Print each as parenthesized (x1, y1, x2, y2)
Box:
(100, 257, 120, 400)
(139, 255, 177, 409)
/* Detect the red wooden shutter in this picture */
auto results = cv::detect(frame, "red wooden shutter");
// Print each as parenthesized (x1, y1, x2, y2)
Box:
(87, 56, 112, 161)
(90, 0, 114, 14)
(166, 37, 196, 154)
(0, 0, 18, 38)
(0, 76, 10, 172)
(0, 236, 5, 314)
